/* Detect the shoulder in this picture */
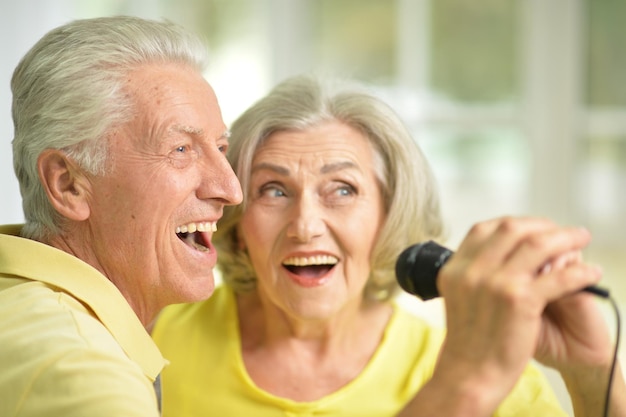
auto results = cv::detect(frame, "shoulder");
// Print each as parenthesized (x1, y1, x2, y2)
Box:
(371, 299, 446, 382)
(0, 281, 158, 417)
(1, 279, 126, 351)
(496, 362, 568, 416)
(389, 298, 446, 348)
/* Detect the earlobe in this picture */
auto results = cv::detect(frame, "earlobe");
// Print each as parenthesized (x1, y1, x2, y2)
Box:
(38, 149, 91, 221)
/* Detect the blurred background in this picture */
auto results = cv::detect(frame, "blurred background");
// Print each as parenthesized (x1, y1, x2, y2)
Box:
(1, 1, 625, 414)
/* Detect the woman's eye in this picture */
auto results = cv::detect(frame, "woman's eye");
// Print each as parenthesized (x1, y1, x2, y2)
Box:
(336, 184, 356, 196)
(175, 145, 188, 153)
(260, 185, 286, 198)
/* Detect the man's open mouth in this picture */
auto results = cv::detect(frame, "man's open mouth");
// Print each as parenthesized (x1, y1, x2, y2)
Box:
(175, 222, 216, 252)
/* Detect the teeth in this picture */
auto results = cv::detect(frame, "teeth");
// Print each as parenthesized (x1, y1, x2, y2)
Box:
(175, 222, 217, 234)
(283, 255, 338, 266)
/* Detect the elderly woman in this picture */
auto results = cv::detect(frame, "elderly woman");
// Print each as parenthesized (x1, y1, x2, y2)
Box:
(152, 75, 624, 417)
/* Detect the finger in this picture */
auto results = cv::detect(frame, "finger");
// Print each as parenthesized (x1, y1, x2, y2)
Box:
(504, 226, 592, 280)
(539, 250, 581, 274)
(457, 216, 554, 253)
(532, 262, 603, 302)
(455, 216, 560, 275)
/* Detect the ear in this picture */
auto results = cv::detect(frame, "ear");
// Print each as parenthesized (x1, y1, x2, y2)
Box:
(37, 149, 91, 221)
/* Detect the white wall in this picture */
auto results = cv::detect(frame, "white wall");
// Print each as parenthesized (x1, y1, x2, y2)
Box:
(0, 0, 165, 224)
(0, 1, 79, 224)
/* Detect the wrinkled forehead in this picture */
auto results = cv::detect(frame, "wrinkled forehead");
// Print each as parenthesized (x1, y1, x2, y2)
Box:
(114, 63, 226, 144)
(254, 124, 376, 169)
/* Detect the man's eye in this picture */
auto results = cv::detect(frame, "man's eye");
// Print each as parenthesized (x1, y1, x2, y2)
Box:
(168, 145, 196, 169)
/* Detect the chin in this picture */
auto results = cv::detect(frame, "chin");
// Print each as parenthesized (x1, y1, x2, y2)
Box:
(175, 274, 216, 303)
(290, 302, 340, 321)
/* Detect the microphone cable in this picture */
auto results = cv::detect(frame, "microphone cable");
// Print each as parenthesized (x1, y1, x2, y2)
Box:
(601, 294, 621, 417)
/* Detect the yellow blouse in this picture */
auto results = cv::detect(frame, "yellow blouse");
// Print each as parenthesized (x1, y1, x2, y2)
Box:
(153, 284, 567, 417)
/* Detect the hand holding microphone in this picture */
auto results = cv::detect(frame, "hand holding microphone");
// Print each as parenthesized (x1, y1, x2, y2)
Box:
(393, 217, 621, 417)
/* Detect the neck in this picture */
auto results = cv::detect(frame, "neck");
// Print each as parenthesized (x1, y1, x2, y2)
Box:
(234, 289, 394, 401)
(236, 289, 392, 354)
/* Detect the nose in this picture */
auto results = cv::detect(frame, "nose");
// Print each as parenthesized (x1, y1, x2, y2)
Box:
(286, 192, 326, 243)
(198, 150, 243, 206)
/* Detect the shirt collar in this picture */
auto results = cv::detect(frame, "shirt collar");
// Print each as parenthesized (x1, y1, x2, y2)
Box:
(0, 224, 166, 380)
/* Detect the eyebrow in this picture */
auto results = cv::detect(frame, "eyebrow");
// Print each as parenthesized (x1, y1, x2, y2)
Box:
(251, 160, 358, 176)
(251, 162, 289, 176)
(171, 124, 204, 136)
(320, 161, 358, 174)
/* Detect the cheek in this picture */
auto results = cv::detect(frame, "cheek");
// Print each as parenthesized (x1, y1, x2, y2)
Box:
(239, 209, 284, 269)
(343, 208, 383, 261)
(240, 209, 273, 248)
(135, 173, 192, 214)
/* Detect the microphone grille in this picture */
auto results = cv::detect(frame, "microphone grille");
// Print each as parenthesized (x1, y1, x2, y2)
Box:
(395, 241, 452, 300)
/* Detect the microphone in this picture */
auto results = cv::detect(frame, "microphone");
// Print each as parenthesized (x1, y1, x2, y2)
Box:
(395, 240, 610, 300)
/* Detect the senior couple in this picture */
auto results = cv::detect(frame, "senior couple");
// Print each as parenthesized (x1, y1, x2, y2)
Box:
(0, 15, 623, 417)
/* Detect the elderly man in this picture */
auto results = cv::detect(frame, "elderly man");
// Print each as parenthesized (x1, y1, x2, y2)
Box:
(0, 16, 242, 416)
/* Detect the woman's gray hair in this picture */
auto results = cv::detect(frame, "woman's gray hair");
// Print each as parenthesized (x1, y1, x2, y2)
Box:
(214, 74, 446, 302)
(11, 16, 209, 241)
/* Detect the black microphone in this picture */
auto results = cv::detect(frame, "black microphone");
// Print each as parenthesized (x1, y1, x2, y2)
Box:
(395, 240, 610, 300)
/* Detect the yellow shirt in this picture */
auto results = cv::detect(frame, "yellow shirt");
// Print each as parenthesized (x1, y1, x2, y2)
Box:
(153, 285, 567, 417)
(0, 224, 166, 417)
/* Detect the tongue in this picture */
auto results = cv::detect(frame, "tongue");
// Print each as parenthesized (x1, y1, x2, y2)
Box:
(179, 232, 209, 252)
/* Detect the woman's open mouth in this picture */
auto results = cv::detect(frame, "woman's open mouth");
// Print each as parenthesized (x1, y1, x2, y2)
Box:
(282, 255, 338, 278)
